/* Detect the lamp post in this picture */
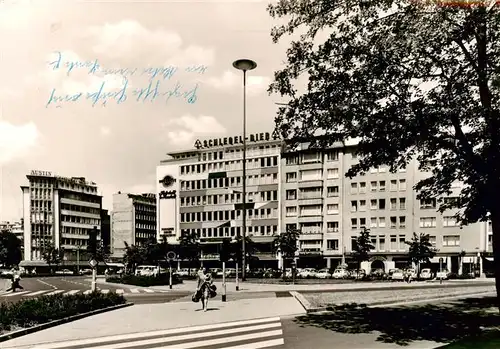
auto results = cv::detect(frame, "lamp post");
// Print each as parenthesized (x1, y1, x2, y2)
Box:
(232, 58, 257, 282)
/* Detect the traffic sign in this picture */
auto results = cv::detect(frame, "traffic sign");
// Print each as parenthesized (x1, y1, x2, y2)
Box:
(166, 251, 177, 261)
(89, 259, 98, 268)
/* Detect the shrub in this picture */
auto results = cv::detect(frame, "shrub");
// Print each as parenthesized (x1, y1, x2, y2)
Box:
(106, 273, 183, 287)
(0, 291, 126, 333)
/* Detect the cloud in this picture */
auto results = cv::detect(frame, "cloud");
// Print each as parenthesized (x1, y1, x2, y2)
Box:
(100, 126, 111, 136)
(205, 71, 271, 96)
(0, 121, 39, 165)
(85, 20, 215, 66)
(165, 114, 226, 148)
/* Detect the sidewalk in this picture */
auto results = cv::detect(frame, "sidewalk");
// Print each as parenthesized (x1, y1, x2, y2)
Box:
(2, 297, 306, 348)
(148, 278, 495, 293)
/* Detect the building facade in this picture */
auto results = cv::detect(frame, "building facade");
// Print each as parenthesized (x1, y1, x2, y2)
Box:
(0, 220, 24, 242)
(100, 209, 111, 254)
(156, 134, 491, 274)
(20, 170, 102, 267)
(282, 141, 490, 274)
(157, 132, 282, 268)
(110, 192, 156, 258)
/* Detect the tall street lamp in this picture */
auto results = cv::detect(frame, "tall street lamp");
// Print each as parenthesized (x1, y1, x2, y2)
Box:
(232, 58, 257, 282)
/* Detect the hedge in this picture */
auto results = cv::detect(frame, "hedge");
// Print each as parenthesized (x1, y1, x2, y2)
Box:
(106, 273, 183, 287)
(0, 291, 126, 333)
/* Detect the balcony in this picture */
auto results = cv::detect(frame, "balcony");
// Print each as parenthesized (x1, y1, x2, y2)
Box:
(298, 180, 323, 189)
(298, 215, 323, 223)
(298, 197, 323, 206)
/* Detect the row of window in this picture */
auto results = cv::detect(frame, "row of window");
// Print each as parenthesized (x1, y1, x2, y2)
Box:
(181, 191, 279, 207)
(285, 150, 340, 165)
(181, 225, 279, 238)
(351, 179, 407, 193)
(180, 156, 279, 175)
(351, 217, 406, 229)
(31, 212, 53, 224)
(61, 215, 100, 226)
(30, 200, 53, 211)
(286, 187, 339, 200)
(351, 198, 407, 211)
(134, 214, 156, 222)
(30, 224, 53, 235)
(61, 193, 100, 204)
(60, 203, 101, 215)
(61, 226, 96, 236)
(134, 223, 156, 230)
(181, 208, 279, 223)
(134, 204, 156, 213)
(285, 168, 340, 182)
(181, 173, 278, 191)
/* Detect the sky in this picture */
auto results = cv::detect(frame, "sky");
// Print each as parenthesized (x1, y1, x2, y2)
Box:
(0, 0, 292, 222)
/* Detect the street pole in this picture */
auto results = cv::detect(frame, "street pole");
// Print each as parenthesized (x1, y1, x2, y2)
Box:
(76, 247, 80, 274)
(222, 261, 227, 302)
(233, 59, 257, 283)
(169, 262, 172, 290)
(91, 267, 97, 291)
(235, 261, 239, 291)
(241, 69, 247, 282)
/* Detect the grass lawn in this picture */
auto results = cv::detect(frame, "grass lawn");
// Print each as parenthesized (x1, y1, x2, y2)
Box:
(439, 330, 500, 348)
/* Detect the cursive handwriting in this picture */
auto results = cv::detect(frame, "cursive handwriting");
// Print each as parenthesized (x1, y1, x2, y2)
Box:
(48, 51, 208, 77)
(46, 78, 198, 108)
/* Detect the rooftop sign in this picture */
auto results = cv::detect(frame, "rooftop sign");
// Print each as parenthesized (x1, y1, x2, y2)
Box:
(30, 170, 53, 177)
(194, 132, 279, 150)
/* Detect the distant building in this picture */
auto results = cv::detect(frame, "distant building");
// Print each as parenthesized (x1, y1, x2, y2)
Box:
(110, 192, 156, 259)
(156, 132, 282, 269)
(0, 220, 24, 242)
(20, 170, 102, 267)
(100, 209, 111, 254)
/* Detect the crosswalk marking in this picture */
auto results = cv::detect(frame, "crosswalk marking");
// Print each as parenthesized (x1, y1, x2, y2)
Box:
(222, 338, 285, 349)
(45, 290, 65, 296)
(23, 290, 49, 296)
(2, 291, 30, 297)
(150, 330, 283, 349)
(1, 288, 180, 298)
(30, 317, 284, 349)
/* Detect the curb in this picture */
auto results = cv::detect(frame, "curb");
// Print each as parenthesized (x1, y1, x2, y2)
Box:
(303, 290, 495, 313)
(0, 302, 134, 343)
(289, 291, 312, 312)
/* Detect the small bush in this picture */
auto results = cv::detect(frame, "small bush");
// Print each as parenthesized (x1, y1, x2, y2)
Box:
(0, 291, 126, 333)
(106, 273, 183, 287)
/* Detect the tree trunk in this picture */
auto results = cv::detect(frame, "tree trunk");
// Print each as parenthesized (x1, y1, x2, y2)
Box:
(491, 213, 500, 312)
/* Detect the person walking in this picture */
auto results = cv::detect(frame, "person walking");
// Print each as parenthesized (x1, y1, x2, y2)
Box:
(5, 267, 24, 293)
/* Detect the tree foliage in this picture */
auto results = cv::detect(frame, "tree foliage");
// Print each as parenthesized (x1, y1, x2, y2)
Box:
(273, 229, 300, 260)
(0, 230, 22, 267)
(231, 235, 257, 263)
(123, 241, 144, 273)
(41, 242, 64, 271)
(351, 227, 375, 269)
(178, 231, 200, 268)
(406, 232, 438, 275)
(268, 0, 500, 307)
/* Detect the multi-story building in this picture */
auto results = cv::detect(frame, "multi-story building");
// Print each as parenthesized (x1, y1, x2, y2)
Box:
(156, 132, 282, 268)
(20, 170, 102, 267)
(0, 220, 24, 242)
(282, 140, 489, 274)
(101, 209, 111, 253)
(110, 192, 156, 258)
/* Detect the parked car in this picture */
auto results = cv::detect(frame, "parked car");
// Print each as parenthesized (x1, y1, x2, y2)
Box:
(405, 268, 417, 279)
(391, 269, 405, 281)
(56, 269, 73, 275)
(174, 268, 190, 277)
(420, 268, 433, 280)
(297, 268, 317, 278)
(332, 268, 350, 279)
(315, 268, 332, 279)
(370, 268, 386, 280)
(352, 269, 367, 280)
(436, 269, 451, 280)
(135, 265, 159, 277)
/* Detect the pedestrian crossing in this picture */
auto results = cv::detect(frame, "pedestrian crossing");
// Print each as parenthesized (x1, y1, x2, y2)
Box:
(0, 288, 168, 298)
(28, 317, 284, 349)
